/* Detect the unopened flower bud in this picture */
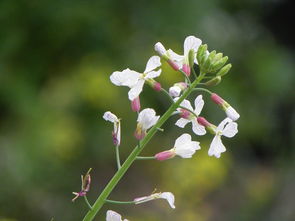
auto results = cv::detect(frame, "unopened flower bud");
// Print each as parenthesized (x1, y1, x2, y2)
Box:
(188, 49, 195, 68)
(211, 93, 240, 121)
(203, 50, 216, 72)
(169, 82, 187, 97)
(131, 97, 141, 112)
(216, 63, 232, 77)
(197, 44, 208, 64)
(211, 56, 228, 72)
(204, 76, 222, 86)
(147, 79, 162, 91)
(197, 117, 216, 134)
(167, 60, 180, 71)
(182, 63, 191, 76)
(155, 150, 176, 161)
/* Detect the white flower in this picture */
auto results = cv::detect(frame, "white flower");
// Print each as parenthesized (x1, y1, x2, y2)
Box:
(154, 42, 167, 57)
(106, 210, 128, 221)
(169, 85, 181, 97)
(225, 106, 240, 121)
(168, 36, 202, 75)
(174, 133, 200, 158)
(134, 108, 160, 140)
(103, 111, 121, 146)
(175, 95, 206, 135)
(209, 118, 238, 158)
(134, 192, 175, 209)
(110, 56, 161, 100)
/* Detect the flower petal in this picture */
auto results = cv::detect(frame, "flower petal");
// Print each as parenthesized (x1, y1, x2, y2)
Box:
(208, 135, 226, 158)
(103, 111, 119, 123)
(128, 79, 145, 100)
(226, 106, 240, 121)
(192, 120, 206, 136)
(106, 210, 122, 221)
(167, 49, 184, 62)
(217, 117, 233, 132)
(145, 69, 161, 79)
(180, 99, 194, 111)
(183, 36, 202, 55)
(137, 108, 159, 130)
(175, 118, 190, 128)
(194, 95, 204, 115)
(174, 133, 191, 148)
(159, 192, 175, 209)
(144, 56, 161, 73)
(110, 68, 140, 87)
(175, 138, 200, 158)
(222, 121, 238, 138)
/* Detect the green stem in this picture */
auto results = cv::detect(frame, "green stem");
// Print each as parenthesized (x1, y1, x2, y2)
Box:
(84, 196, 93, 210)
(192, 66, 198, 79)
(82, 73, 205, 221)
(180, 70, 191, 85)
(136, 156, 156, 160)
(193, 87, 213, 95)
(105, 199, 136, 205)
(115, 146, 121, 170)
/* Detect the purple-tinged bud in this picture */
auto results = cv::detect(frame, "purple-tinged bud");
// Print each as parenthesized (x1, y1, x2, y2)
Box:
(131, 97, 141, 112)
(182, 64, 191, 76)
(180, 109, 191, 119)
(197, 117, 216, 134)
(211, 93, 225, 106)
(153, 82, 162, 91)
(168, 60, 180, 71)
(155, 150, 176, 161)
(134, 124, 146, 140)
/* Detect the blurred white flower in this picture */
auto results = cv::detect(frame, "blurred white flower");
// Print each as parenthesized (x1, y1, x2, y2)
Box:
(134, 108, 160, 140)
(106, 210, 128, 221)
(175, 95, 206, 135)
(208, 118, 238, 158)
(103, 111, 121, 146)
(134, 192, 175, 209)
(110, 56, 161, 101)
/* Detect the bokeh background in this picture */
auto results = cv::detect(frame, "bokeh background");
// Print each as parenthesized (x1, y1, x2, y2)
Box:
(1, 0, 295, 220)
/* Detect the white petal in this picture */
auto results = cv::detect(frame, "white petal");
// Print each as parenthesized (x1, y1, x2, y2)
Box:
(110, 68, 140, 87)
(194, 95, 204, 115)
(175, 118, 190, 128)
(145, 69, 161, 79)
(208, 135, 226, 158)
(179, 99, 194, 111)
(137, 108, 159, 130)
(175, 139, 200, 158)
(154, 42, 167, 56)
(128, 79, 145, 100)
(106, 210, 122, 221)
(183, 36, 202, 55)
(169, 86, 181, 97)
(174, 133, 191, 148)
(144, 56, 161, 73)
(167, 49, 184, 62)
(225, 106, 240, 121)
(103, 111, 118, 123)
(192, 120, 206, 136)
(217, 117, 233, 132)
(222, 121, 238, 138)
(159, 192, 175, 209)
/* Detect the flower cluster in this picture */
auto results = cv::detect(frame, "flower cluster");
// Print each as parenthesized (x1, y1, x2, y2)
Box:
(73, 35, 240, 221)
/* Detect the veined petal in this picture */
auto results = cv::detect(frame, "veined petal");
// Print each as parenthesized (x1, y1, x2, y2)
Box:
(110, 68, 140, 87)
(145, 69, 161, 79)
(106, 210, 123, 221)
(222, 121, 238, 138)
(175, 118, 190, 128)
(103, 111, 119, 123)
(167, 49, 184, 62)
(194, 95, 204, 115)
(144, 56, 161, 73)
(159, 192, 175, 209)
(183, 36, 202, 55)
(192, 120, 206, 136)
(208, 135, 226, 158)
(128, 79, 145, 100)
(217, 117, 233, 132)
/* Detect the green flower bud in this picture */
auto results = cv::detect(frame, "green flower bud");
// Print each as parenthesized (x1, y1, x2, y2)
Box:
(212, 53, 223, 63)
(210, 56, 228, 72)
(203, 50, 216, 72)
(197, 44, 207, 64)
(204, 76, 222, 86)
(216, 63, 232, 77)
(188, 49, 195, 68)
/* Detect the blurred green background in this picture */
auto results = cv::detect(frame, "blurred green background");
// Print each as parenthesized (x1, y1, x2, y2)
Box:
(0, 0, 294, 220)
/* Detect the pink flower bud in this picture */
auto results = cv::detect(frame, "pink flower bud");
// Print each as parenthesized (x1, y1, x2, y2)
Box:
(182, 64, 191, 76)
(211, 93, 225, 106)
(153, 82, 162, 91)
(155, 150, 175, 161)
(197, 117, 211, 127)
(167, 60, 180, 71)
(131, 97, 141, 112)
(180, 109, 191, 119)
